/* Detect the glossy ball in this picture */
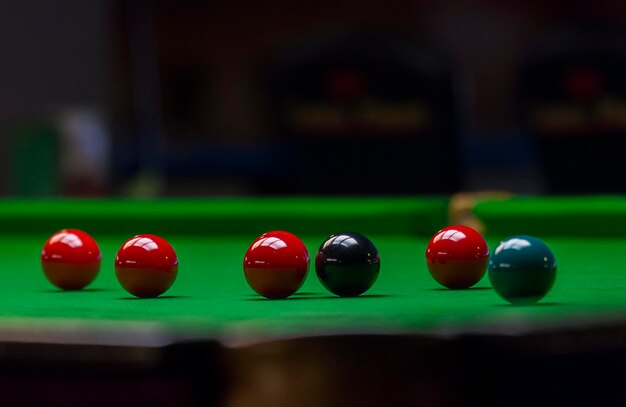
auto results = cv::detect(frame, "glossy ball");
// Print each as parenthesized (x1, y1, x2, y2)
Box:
(41, 229, 101, 290)
(426, 225, 489, 289)
(115, 234, 178, 298)
(315, 232, 380, 297)
(488, 235, 557, 305)
(243, 231, 310, 299)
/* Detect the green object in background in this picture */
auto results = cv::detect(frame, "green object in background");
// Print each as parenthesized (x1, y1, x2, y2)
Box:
(0, 197, 448, 236)
(474, 195, 626, 237)
(10, 122, 59, 196)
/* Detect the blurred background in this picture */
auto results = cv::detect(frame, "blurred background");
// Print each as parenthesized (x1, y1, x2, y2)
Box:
(2, 0, 626, 197)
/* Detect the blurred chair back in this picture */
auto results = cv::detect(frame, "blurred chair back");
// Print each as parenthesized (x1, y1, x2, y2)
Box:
(270, 33, 460, 195)
(520, 29, 626, 194)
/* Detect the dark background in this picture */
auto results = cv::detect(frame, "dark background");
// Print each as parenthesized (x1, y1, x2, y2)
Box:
(2, 0, 626, 197)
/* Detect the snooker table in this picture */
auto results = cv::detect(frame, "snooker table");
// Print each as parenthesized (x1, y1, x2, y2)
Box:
(1, 196, 626, 406)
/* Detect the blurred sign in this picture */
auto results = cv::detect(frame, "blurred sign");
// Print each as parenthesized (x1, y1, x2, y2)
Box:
(287, 100, 432, 136)
(528, 97, 626, 135)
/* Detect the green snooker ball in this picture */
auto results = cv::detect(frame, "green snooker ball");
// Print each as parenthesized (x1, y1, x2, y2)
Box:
(488, 235, 557, 305)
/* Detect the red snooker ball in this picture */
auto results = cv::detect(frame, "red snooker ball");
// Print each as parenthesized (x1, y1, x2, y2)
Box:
(426, 225, 489, 289)
(41, 229, 101, 290)
(115, 234, 178, 298)
(243, 231, 310, 299)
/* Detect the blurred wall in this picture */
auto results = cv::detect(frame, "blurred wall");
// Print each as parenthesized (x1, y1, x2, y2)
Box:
(0, 1, 111, 195)
(2, 1, 626, 196)
(0, 1, 110, 119)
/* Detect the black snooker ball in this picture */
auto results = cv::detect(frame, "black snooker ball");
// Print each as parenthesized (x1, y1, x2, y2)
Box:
(315, 232, 380, 297)
(488, 235, 557, 305)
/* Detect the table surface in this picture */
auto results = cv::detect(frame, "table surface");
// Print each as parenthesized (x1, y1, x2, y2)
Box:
(1, 196, 626, 406)
(1, 196, 626, 344)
